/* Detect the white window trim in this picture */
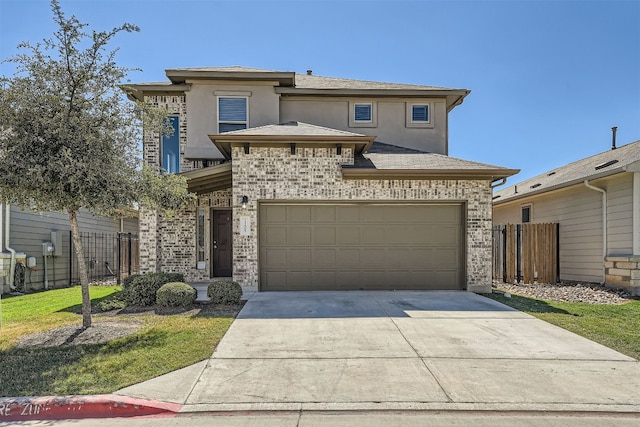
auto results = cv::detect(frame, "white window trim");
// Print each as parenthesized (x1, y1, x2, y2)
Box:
(349, 101, 377, 128)
(217, 95, 249, 133)
(405, 102, 434, 128)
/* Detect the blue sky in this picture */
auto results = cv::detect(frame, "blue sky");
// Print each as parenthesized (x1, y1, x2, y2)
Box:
(1, 0, 638, 186)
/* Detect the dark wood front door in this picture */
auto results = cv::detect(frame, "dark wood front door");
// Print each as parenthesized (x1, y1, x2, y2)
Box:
(212, 209, 233, 277)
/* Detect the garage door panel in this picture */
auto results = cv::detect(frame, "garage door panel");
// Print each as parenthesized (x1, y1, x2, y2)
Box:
(260, 203, 464, 291)
(336, 227, 360, 245)
(314, 227, 336, 245)
(289, 249, 312, 267)
(288, 227, 312, 245)
(288, 206, 312, 223)
(336, 248, 361, 267)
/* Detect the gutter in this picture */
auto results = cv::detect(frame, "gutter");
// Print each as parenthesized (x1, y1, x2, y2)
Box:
(584, 180, 607, 284)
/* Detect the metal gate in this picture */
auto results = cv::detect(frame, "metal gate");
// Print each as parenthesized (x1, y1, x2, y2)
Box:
(492, 223, 559, 285)
(70, 232, 139, 284)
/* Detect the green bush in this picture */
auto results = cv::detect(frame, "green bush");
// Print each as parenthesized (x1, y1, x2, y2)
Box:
(123, 272, 186, 306)
(156, 282, 196, 307)
(121, 274, 141, 289)
(95, 290, 127, 312)
(208, 280, 242, 305)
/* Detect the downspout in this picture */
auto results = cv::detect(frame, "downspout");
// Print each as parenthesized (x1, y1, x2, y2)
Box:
(491, 177, 507, 188)
(634, 172, 640, 255)
(584, 180, 607, 284)
(4, 204, 17, 290)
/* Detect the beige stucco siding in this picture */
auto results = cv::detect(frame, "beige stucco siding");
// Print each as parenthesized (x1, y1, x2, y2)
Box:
(185, 82, 280, 159)
(493, 173, 634, 284)
(279, 98, 448, 154)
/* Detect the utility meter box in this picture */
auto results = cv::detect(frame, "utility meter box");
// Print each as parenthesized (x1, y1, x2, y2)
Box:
(42, 242, 54, 256)
(50, 231, 62, 257)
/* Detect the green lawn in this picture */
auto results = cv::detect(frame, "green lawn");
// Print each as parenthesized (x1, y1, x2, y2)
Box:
(0, 286, 236, 396)
(486, 292, 640, 360)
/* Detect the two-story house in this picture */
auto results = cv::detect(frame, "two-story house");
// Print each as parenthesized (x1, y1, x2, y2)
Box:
(126, 66, 518, 293)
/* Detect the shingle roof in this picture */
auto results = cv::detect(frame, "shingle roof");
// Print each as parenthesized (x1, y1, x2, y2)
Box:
(293, 73, 457, 91)
(493, 140, 640, 204)
(352, 151, 514, 171)
(167, 66, 288, 73)
(218, 121, 365, 137)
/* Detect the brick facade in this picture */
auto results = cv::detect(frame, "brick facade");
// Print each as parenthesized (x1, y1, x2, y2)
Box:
(232, 145, 493, 293)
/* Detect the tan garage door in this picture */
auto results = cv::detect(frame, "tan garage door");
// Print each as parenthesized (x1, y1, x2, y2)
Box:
(259, 203, 464, 291)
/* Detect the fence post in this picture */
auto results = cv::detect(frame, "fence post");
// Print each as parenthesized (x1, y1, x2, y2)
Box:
(516, 224, 522, 284)
(502, 226, 507, 283)
(128, 233, 133, 276)
(117, 233, 122, 285)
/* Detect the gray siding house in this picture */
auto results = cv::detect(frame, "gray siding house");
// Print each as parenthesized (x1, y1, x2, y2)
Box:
(127, 67, 518, 293)
(0, 206, 137, 294)
(493, 140, 640, 295)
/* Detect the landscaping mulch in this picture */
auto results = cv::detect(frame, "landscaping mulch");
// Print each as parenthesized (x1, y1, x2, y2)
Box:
(493, 282, 635, 304)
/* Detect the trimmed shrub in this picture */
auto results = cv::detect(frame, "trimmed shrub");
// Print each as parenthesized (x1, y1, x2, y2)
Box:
(156, 282, 196, 307)
(208, 280, 242, 305)
(123, 272, 186, 306)
(121, 274, 141, 289)
(95, 290, 127, 312)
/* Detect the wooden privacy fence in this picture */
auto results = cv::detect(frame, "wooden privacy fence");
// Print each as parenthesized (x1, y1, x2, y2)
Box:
(492, 223, 559, 285)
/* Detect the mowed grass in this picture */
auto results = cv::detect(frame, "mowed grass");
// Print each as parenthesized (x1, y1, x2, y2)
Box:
(0, 286, 235, 396)
(486, 292, 640, 360)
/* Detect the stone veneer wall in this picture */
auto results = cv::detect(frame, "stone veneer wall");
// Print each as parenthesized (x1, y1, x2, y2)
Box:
(232, 145, 494, 293)
(605, 255, 640, 296)
(139, 189, 232, 281)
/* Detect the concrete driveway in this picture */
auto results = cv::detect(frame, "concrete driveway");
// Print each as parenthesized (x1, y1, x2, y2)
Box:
(117, 291, 640, 413)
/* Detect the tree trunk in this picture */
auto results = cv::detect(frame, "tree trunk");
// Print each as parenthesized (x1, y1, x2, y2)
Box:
(68, 208, 91, 328)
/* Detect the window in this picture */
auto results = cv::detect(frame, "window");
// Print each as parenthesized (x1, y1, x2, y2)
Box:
(522, 205, 532, 223)
(196, 209, 205, 268)
(161, 116, 180, 173)
(349, 101, 377, 127)
(354, 103, 372, 122)
(218, 97, 247, 133)
(405, 102, 434, 128)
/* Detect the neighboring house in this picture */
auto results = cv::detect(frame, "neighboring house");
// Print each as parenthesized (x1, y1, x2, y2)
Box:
(0, 206, 138, 294)
(126, 66, 518, 293)
(493, 140, 640, 295)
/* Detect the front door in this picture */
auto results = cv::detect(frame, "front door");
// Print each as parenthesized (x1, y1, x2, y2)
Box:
(212, 209, 233, 277)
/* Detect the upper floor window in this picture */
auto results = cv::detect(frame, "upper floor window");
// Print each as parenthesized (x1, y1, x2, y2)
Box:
(218, 97, 247, 133)
(161, 116, 180, 174)
(349, 101, 377, 128)
(405, 102, 433, 128)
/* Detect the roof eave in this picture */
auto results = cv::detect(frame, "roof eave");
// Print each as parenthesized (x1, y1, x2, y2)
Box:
(493, 167, 627, 205)
(121, 83, 190, 101)
(166, 69, 295, 86)
(209, 134, 376, 159)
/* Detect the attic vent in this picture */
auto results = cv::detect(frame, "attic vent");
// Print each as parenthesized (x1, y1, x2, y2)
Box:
(547, 171, 556, 176)
(595, 159, 618, 170)
(530, 183, 541, 189)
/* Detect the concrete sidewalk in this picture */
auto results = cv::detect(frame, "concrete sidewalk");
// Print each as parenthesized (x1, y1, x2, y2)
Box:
(115, 291, 640, 415)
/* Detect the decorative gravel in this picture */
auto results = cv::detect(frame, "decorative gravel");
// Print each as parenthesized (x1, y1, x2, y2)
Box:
(493, 282, 634, 305)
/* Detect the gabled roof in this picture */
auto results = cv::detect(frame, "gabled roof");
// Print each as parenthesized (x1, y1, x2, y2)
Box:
(493, 140, 640, 204)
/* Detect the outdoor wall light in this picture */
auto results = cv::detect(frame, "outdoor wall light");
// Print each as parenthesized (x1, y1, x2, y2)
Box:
(241, 195, 249, 209)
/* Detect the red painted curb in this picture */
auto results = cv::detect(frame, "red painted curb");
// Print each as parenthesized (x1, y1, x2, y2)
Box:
(0, 394, 182, 421)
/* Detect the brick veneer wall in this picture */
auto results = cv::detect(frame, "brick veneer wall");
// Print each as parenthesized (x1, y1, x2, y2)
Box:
(605, 256, 640, 296)
(232, 145, 494, 293)
(139, 189, 232, 281)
